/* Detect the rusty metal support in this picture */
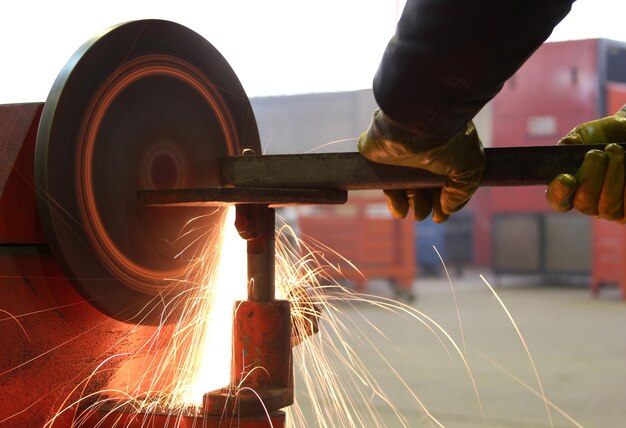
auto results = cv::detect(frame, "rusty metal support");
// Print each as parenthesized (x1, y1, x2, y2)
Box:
(202, 301, 293, 419)
(234, 205, 276, 302)
(203, 205, 292, 423)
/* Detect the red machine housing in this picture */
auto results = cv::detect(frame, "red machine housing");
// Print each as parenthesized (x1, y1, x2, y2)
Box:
(0, 104, 160, 427)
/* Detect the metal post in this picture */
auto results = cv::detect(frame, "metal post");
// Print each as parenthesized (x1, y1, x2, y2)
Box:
(203, 204, 292, 421)
(246, 208, 275, 302)
(234, 204, 276, 302)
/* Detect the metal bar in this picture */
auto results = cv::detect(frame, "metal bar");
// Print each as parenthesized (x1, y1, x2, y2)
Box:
(221, 144, 618, 191)
(138, 187, 346, 206)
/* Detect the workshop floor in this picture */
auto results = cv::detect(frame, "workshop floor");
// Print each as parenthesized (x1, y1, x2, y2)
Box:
(293, 273, 626, 427)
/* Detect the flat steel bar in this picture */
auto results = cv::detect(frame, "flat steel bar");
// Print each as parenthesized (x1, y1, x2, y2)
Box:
(221, 145, 621, 191)
(139, 187, 347, 206)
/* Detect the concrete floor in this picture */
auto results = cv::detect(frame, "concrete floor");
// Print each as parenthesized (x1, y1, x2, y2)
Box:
(292, 274, 626, 427)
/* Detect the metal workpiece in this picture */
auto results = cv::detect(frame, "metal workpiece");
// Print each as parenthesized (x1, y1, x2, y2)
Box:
(138, 143, 626, 210)
(220, 144, 624, 191)
(138, 186, 347, 206)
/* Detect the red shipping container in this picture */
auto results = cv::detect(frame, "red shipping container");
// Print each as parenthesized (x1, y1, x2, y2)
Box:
(485, 39, 626, 298)
(297, 191, 415, 296)
(590, 80, 626, 299)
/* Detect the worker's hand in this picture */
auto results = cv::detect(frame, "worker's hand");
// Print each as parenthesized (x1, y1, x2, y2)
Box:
(547, 106, 626, 221)
(358, 109, 485, 223)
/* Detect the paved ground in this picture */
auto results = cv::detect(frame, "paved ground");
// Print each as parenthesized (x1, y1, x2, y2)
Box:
(292, 273, 626, 427)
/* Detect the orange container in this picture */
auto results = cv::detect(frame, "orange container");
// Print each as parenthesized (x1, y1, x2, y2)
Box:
(297, 192, 415, 293)
(591, 218, 626, 299)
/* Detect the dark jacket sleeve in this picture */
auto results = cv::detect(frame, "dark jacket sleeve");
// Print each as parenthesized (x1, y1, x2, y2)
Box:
(373, 0, 575, 141)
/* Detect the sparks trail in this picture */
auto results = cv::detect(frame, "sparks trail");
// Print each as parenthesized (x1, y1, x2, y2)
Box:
(44, 207, 246, 424)
(260, 136, 359, 157)
(41, 206, 445, 426)
(275, 225, 478, 427)
(480, 274, 554, 428)
(7, 205, 579, 427)
(303, 137, 360, 154)
(474, 350, 583, 428)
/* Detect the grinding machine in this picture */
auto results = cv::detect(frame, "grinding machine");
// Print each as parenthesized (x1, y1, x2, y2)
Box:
(0, 19, 602, 428)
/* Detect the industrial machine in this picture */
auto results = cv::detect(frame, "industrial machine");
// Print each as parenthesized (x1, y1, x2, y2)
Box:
(1, 19, 282, 427)
(0, 19, 603, 427)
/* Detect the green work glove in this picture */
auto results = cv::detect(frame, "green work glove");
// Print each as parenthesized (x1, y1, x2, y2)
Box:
(547, 106, 626, 221)
(358, 109, 485, 223)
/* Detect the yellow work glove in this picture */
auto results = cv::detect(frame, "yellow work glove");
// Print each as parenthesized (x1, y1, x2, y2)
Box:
(546, 106, 626, 221)
(358, 109, 485, 223)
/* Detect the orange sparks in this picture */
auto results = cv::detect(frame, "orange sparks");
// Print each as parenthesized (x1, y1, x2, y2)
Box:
(45, 206, 579, 428)
(169, 206, 248, 406)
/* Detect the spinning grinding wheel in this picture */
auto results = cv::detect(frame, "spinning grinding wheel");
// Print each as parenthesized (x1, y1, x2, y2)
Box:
(35, 20, 261, 324)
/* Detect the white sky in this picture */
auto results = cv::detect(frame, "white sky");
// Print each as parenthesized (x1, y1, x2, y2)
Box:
(1, 0, 625, 103)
